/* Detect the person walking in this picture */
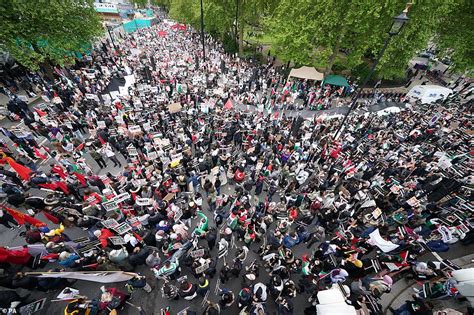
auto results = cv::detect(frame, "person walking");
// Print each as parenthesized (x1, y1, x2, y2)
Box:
(101, 144, 122, 167)
(206, 227, 217, 251)
(215, 177, 221, 195)
(89, 149, 107, 169)
(196, 276, 210, 297)
(125, 274, 153, 296)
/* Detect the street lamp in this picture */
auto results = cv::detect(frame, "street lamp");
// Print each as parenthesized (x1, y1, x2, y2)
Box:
(389, 9, 410, 36)
(106, 25, 117, 50)
(333, 4, 411, 139)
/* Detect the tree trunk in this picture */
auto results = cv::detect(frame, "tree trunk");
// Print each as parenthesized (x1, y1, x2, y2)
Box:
(325, 1, 350, 75)
(238, 25, 244, 55)
(42, 61, 55, 82)
(325, 34, 342, 75)
(31, 42, 55, 82)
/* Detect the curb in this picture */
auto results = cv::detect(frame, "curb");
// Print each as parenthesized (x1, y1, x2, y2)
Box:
(383, 254, 474, 314)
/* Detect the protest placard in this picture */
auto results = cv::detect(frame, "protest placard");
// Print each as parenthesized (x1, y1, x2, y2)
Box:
(97, 121, 106, 129)
(195, 261, 209, 274)
(102, 200, 118, 212)
(190, 248, 205, 258)
(127, 216, 142, 228)
(102, 218, 119, 229)
(115, 192, 131, 203)
(174, 208, 183, 221)
(143, 122, 152, 131)
(129, 125, 142, 133)
(136, 198, 151, 206)
(19, 298, 46, 315)
(114, 222, 132, 235)
(147, 151, 158, 160)
(127, 145, 138, 156)
(109, 236, 126, 245)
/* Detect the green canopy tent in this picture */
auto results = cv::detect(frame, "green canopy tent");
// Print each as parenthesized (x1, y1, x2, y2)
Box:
(322, 74, 349, 87)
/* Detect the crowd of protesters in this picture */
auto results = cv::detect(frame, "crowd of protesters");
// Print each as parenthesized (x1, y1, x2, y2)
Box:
(0, 11, 473, 315)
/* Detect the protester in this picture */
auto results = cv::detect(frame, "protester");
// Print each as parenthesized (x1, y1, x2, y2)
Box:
(0, 8, 472, 315)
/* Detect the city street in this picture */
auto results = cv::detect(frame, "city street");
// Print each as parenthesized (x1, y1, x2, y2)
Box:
(0, 3, 473, 315)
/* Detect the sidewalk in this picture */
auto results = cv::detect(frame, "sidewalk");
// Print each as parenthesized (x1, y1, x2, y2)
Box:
(381, 253, 474, 314)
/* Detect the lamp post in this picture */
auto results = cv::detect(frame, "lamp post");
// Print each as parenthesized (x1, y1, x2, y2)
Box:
(333, 5, 410, 139)
(200, 0, 206, 61)
(106, 25, 117, 50)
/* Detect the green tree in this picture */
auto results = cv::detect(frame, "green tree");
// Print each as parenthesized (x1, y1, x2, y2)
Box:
(267, 0, 468, 80)
(0, 0, 103, 75)
(130, 0, 149, 9)
(434, 1, 474, 74)
(168, 0, 279, 54)
(151, 0, 171, 10)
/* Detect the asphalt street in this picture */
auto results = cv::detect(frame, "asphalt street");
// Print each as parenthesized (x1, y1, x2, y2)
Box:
(0, 72, 470, 315)
(0, 148, 472, 315)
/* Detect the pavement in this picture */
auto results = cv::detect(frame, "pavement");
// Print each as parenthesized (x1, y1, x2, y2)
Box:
(1, 183, 316, 315)
(381, 254, 474, 315)
(0, 107, 473, 315)
(2, 190, 473, 315)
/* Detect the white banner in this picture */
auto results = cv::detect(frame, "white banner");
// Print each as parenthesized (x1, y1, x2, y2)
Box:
(32, 271, 137, 283)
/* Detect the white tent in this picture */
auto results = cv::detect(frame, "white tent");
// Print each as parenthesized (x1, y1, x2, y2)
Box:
(406, 85, 453, 104)
(288, 66, 324, 81)
(453, 268, 474, 307)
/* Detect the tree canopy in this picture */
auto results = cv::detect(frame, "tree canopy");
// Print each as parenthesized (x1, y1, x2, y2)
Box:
(267, 0, 471, 79)
(130, 0, 149, 9)
(0, 0, 103, 71)
(434, 1, 474, 74)
(163, 0, 473, 79)
(168, 0, 278, 54)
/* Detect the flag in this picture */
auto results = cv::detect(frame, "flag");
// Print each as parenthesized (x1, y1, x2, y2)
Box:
(34, 147, 47, 160)
(158, 31, 167, 37)
(5, 157, 32, 180)
(39, 181, 70, 194)
(42, 211, 60, 224)
(34, 108, 47, 117)
(41, 253, 60, 261)
(133, 231, 143, 242)
(52, 165, 67, 179)
(2, 206, 46, 227)
(31, 271, 138, 283)
(0, 247, 31, 265)
(75, 143, 85, 151)
(56, 181, 70, 194)
(39, 182, 59, 191)
(98, 134, 106, 145)
(73, 172, 87, 187)
(224, 99, 233, 110)
(369, 229, 399, 253)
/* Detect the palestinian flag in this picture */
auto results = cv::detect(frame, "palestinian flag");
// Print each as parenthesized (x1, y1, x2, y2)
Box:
(4, 157, 32, 180)
(2, 206, 46, 227)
